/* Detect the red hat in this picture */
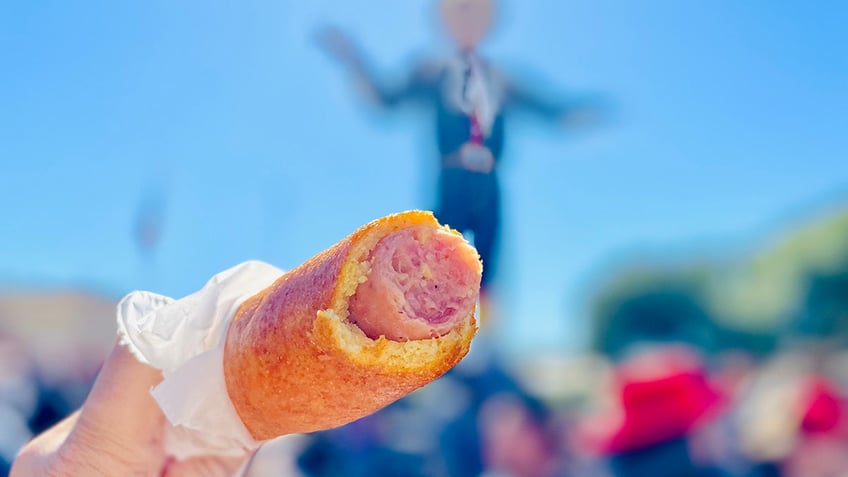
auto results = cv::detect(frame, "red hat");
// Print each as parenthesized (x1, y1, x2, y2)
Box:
(799, 376, 844, 435)
(581, 345, 724, 455)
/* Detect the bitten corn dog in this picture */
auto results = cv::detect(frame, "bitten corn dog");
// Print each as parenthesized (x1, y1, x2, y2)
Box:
(223, 210, 481, 440)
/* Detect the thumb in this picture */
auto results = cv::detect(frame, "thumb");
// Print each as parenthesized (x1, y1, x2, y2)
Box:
(62, 340, 166, 468)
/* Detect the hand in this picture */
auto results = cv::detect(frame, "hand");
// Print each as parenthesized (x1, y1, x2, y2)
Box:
(314, 25, 359, 66)
(561, 108, 602, 128)
(459, 143, 495, 173)
(561, 95, 615, 129)
(11, 341, 252, 477)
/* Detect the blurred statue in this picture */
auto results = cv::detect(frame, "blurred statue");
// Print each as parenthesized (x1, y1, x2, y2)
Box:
(317, 0, 607, 308)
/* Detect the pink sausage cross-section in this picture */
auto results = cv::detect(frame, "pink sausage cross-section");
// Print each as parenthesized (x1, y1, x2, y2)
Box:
(348, 224, 482, 341)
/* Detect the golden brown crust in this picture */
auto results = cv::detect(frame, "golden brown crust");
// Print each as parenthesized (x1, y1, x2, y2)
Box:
(223, 210, 479, 440)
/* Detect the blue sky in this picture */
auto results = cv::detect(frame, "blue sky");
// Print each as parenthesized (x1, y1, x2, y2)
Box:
(2, 1, 847, 355)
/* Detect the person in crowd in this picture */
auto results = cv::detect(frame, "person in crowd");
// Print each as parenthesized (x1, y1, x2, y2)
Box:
(579, 344, 730, 477)
(0, 335, 37, 477)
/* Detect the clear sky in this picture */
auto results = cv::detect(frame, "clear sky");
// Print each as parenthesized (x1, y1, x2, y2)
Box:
(2, 1, 847, 356)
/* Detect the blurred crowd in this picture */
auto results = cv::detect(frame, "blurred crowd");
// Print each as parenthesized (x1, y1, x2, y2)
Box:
(3, 279, 848, 477)
(283, 337, 848, 477)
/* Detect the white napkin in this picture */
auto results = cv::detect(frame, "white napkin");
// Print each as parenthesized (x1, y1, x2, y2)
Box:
(116, 260, 284, 460)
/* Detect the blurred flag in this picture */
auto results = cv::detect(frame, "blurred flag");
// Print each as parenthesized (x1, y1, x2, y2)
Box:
(133, 181, 168, 257)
